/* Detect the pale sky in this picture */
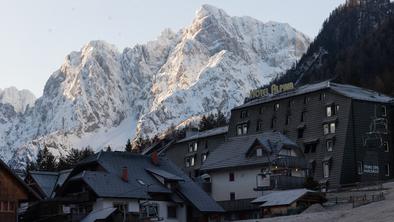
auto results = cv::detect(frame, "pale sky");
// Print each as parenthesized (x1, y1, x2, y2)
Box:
(0, 0, 345, 97)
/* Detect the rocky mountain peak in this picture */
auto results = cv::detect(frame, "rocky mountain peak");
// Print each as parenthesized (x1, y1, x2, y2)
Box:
(1, 5, 310, 169)
(0, 87, 36, 113)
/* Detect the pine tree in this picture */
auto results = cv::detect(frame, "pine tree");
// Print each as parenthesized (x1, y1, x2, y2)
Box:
(36, 146, 56, 171)
(106, 146, 112, 152)
(125, 139, 133, 152)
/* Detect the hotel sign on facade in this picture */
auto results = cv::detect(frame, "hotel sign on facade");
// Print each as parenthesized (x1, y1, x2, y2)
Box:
(248, 82, 294, 100)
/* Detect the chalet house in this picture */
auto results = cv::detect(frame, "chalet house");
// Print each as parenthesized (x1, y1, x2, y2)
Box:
(0, 158, 40, 222)
(251, 188, 326, 217)
(200, 132, 308, 221)
(229, 81, 394, 189)
(164, 126, 228, 178)
(22, 151, 224, 222)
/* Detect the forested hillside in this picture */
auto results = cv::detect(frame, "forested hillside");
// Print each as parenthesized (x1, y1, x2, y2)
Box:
(275, 1, 394, 96)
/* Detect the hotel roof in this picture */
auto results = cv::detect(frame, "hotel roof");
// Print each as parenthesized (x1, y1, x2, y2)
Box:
(176, 126, 228, 143)
(236, 81, 394, 110)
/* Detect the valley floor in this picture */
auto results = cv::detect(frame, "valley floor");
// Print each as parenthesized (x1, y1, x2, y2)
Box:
(236, 182, 394, 222)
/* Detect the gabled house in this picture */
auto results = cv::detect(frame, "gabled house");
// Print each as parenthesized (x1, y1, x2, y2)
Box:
(200, 132, 308, 220)
(0, 158, 40, 222)
(22, 151, 223, 222)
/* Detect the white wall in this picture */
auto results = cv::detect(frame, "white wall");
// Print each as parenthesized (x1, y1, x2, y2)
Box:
(211, 167, 262, 201)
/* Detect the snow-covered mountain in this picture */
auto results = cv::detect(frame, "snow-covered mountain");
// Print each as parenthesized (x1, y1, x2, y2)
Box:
(0, 87, 36, 113)
(1, 5, 310, 168)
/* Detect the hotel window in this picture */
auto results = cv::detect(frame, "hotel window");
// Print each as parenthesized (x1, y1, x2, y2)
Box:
(384, 142, 389, 152)
(185, 156, 196, 167)
(326, 106, 332, 117)
(381, 105, 387, 117)
(319, 93, 326, 101)
(188, 142, 198, 152)
(256, 148, 263, 157)
(303, 96, 309, 104)
(298, 128, 305, 139)
(330, 122, 336, 133)
(326, 140, 334, 152)
(229, 172, 235, 181)
(230, 192, 236, 201)
(274, 103, 280, 111)
(167, 205, 177, 219)
(323, 162, 330, 178)
(323, 122, 336, 135)
(385, 164, 390, 176)
(304, 143, 317, 154)
(201, 153, 208, 163)
(243, 124, 248, 134)
(240, 110, 248, 119)
(357, 161, 363, 175)
(271, 117, 277, 129)
(237, 123, 248, 135)
(256, 120, 263, 132)
(237, 125, 242, 135)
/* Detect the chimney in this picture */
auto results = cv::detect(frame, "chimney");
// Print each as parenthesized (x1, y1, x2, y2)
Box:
(151, 151, 160, 165)
(121, 166, 128, 182)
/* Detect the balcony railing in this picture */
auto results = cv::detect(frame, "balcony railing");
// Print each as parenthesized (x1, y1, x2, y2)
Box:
(270, 175, 305, 190)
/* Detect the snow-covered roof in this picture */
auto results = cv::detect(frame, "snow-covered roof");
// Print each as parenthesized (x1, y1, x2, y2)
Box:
(251, 188, 316, 207)
(237, 81, 394, 110)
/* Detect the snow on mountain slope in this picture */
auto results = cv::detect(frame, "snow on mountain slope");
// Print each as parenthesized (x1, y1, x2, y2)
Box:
(0, 87, 36, 113)
(3, 4, 310, 168)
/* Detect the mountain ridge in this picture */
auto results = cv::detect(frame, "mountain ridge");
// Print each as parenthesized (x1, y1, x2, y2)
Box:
(0, 5, 310, 169)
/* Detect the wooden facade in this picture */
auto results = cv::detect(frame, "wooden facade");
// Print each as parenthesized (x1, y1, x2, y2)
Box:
(228, 86, 393, 188)
(0, 159, 39, 222)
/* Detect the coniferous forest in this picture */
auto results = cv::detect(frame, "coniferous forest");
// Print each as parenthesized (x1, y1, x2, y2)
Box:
(275, 1, 394, 96)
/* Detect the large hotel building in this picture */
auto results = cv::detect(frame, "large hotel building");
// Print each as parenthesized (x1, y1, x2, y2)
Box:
(228, 81, 393, 188)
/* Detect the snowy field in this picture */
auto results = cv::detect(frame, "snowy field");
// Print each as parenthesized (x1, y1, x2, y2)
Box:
(236, 182, 394, 222)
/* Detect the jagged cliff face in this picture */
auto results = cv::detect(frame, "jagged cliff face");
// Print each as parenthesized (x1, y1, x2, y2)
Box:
(0, 87, 36, 113)
(1, 5, 310, 168)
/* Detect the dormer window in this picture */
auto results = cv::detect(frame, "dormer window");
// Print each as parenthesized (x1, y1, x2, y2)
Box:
(381, 105, 387, 117)
(274, 103, 280, 111)
(256, 148, 263, 157)
(240, 110, 248, 119)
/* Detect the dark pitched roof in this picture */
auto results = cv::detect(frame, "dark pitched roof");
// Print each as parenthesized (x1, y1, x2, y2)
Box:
(29, 171, 59, 198)
(28, 169, 72, 199)
(0, 158, 41, 200)
(201, 132, 305, 171)
(176, 126, 228, 143)
(236, 81, 394, 110)
(68, 152, 224, 213)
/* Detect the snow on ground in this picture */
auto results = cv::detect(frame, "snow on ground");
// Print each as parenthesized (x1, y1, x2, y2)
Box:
(236, 182, 394, 222)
